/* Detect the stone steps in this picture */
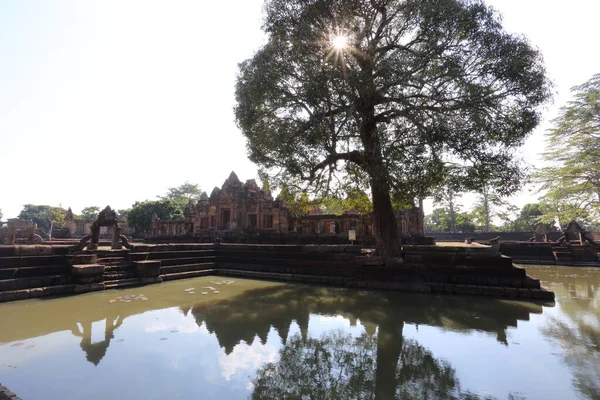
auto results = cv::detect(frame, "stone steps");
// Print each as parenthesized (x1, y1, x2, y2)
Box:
(0, 284, 75, 302)
(104, 271, 137, 281)
(105, 278, 143, 290)
(159, 256, 216, 266)
(0, 275, 70, 291)
(161, 269, 215, 281)
(160, 262, 216, 274)
(147, 250, 217, 260)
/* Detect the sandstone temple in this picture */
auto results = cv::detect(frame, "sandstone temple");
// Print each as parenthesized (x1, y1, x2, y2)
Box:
(150, 172, 424, 241)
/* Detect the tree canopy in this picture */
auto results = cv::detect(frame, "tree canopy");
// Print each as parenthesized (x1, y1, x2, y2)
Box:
(512, 203, 555, 232)
(17, 204, 66, 240)
(80, 206, 100, 220)
(160, 182, 202, 202)
(0, 208, 3, 221)
(235, 0, 551, 256)
(535, 73, 600, 228)
(127, 199, 184, 237)
(18, 205, 66, 232)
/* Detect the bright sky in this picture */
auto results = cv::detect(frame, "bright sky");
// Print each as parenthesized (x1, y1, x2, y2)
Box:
(0, 0, 598, 219)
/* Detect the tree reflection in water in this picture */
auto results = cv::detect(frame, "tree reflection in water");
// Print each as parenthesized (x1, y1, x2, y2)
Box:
(536, 266, 600, 399)
(251, 329, 492, 400)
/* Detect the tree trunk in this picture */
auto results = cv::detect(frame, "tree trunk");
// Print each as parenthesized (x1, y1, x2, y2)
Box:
(362, 112, 399, 259)
(49, 221, 54, 241)
(370, 175, 400, 258)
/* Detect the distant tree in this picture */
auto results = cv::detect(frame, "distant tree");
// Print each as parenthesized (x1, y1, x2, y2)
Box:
(80, 206, 100, 220)
(127, 199, 183, 237)
(432, 188, 464, 232)
(235, 0, 551, 257)
(46, 207, 66, 241)
(117, 209, 131, 220)
(511, 203, 555, 232)
(538, 199, 593, 230)
(535, 74, 600, 227)
(160, 182, 202, 202)
(470, 187, 508, 232)
(0, 208, 3, 221)
(495, 204, 520, 232)
(425, 208, 475, 233)
(18, 205, 66, 238)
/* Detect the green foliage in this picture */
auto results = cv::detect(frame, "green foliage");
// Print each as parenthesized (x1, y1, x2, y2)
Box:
(0, 208, 3, 221)
(80, 206, 100, 220)
(18, 204, 67, 232)
(127, 199, 184, 237)
(470, 187, 508, 232)
(425, 208, 475, 233)
(432, 188, 463, 232)
(278, 185, 316, 217)
(159, 182, 202, 214)
(161, 181, 202, 202)
(322, 190, 373, 215)
(535, 73, 600, 228)
(512, 203, 555, 232)
(235, 0, 550, 250)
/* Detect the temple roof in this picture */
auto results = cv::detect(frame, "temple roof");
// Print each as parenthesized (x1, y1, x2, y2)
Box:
(209, 187, 221, 202)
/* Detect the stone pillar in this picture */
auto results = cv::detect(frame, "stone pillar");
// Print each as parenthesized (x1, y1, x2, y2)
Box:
(6, 227, 16, 245)
(111, 225, 121, 249)
(88, 225, 100, 250)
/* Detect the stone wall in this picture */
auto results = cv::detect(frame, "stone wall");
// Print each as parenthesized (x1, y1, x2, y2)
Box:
(0, 242, 554, 304)
(430, 231, 563, 242)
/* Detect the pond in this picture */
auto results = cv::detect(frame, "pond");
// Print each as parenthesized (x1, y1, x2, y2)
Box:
(0, 265, 598, 400)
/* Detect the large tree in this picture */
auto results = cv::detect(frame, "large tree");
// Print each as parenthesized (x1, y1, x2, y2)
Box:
(535, 74, 600, 228)
(235, 0, 550, 257)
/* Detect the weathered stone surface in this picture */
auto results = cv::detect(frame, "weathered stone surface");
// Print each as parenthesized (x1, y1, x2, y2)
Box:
(15, 289, 30, 300)
(67, 254, 97, 265)
(454, 285, 468, 294)
(128, 252, 150, 262)
(73, 284, 92, 294)
(523, 277, 540, 289)
(71, 264, 105, 277)
(464, 285, 480, 295)
(43, 285, 74, 296)
(444, 284, 455, 293)
(29, 288, 44, 298)
(0, 280, 19, 292)
(135, 260, 161, 278)
(2, 291, 16, 302)
(504, 288, 518, 298)
(517, 288, 531, 298)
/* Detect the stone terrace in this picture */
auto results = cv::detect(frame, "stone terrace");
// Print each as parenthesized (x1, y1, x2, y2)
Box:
(0, 242, 554, 303)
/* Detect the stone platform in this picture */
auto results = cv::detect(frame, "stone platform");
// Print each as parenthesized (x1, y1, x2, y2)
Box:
(0, 243, 555, 303)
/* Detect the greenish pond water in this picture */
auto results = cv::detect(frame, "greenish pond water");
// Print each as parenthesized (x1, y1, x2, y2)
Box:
(0, 265, 598, 400)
